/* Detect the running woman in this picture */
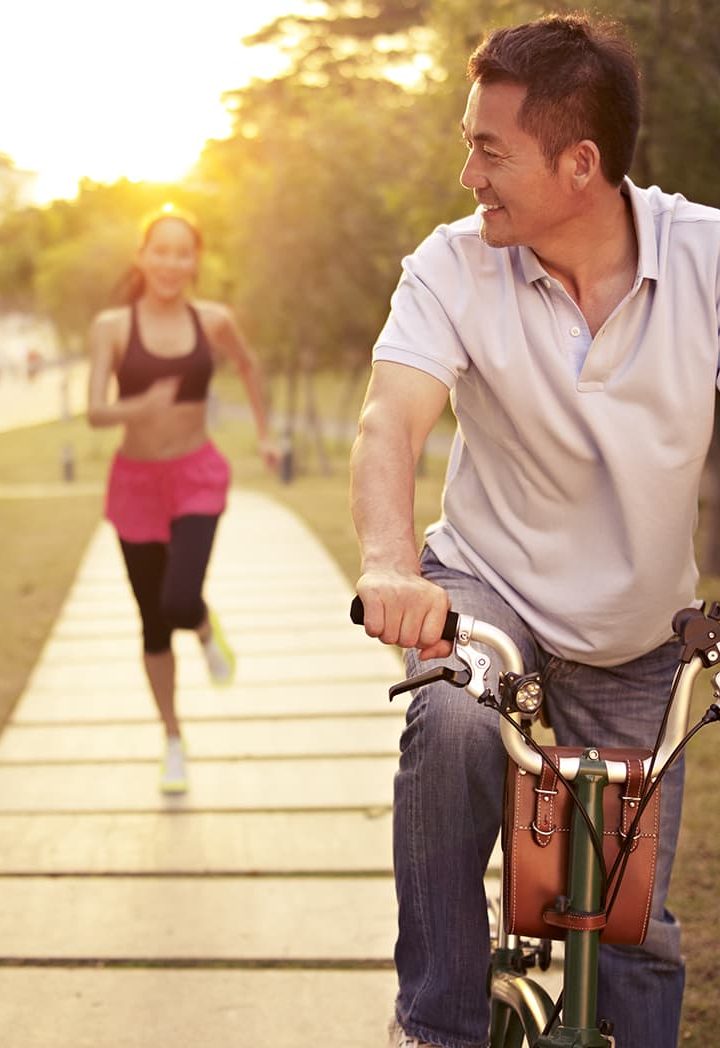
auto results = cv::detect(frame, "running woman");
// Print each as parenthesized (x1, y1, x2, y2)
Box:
(87, 205, 278, 793)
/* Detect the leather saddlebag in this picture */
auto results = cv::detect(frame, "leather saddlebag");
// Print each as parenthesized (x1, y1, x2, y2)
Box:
(502, 746, 661, 945)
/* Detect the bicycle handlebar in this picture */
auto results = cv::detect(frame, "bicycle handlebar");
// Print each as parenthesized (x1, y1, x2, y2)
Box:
(349, 594, 459, 642)
(351, 594, 713, 783)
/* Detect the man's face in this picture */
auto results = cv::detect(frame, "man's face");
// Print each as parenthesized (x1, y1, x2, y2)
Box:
(460, 80, 574, 251)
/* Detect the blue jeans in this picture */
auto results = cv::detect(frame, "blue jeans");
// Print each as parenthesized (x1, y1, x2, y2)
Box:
(393, 550, 685, 1048)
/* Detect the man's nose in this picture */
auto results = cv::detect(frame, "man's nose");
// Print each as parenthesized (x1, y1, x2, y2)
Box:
(460, 154, 489, 191)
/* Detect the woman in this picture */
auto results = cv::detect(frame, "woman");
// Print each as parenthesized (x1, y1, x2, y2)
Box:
(88, 205, 278, 794)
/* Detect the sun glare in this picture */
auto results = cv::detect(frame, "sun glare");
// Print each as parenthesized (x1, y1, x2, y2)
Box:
(0, 0, 303, 205)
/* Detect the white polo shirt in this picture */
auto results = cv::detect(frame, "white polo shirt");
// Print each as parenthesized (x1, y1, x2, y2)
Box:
(373, 180, 720, 666)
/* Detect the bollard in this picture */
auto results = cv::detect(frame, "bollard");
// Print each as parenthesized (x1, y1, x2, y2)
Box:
(61, 443, 75, 482)
(280, 431, 294, 484)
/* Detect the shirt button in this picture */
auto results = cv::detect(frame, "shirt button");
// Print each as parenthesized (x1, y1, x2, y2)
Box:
(570, 326, 581, 337)
(543, 279, 551, 289)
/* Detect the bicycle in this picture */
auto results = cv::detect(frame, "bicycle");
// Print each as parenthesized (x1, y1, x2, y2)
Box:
(350, 596, 720, 1047)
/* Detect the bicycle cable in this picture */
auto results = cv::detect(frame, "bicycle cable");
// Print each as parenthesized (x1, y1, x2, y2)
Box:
(494, 701, 609, 899)
(539, 676, 719, 1039)
(604, 714, 712, 922)
(604, 663, 691, 913)
(501, 663, 681, 1044)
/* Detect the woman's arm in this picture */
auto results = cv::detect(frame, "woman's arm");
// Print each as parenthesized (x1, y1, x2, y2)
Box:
(86, 311, 178, 428)
(204, 303, 279, 468)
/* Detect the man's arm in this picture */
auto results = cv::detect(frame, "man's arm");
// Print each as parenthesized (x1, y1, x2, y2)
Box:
(350, 360, 453, 660)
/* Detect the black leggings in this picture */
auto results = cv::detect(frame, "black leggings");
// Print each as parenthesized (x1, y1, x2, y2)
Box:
(119, 514, 220, 654)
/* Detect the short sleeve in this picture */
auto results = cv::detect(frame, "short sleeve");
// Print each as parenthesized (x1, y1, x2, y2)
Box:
(373, 226, 473, 390)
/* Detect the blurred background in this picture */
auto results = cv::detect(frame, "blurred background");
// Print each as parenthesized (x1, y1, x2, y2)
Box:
(0, 2, 718, 1039)
(1, 0, 718, 390)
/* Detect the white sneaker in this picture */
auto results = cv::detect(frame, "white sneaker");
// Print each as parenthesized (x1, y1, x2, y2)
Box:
(201, 609, 236, 687)
(388, 1019, 435, 1048)
(160, 736, 187, 794)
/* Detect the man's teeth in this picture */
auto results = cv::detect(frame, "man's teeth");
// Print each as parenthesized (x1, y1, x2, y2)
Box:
(483, 204, 502, 211)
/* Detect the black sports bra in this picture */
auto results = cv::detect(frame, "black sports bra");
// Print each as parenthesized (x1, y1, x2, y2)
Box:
(116, 304, 214, 403)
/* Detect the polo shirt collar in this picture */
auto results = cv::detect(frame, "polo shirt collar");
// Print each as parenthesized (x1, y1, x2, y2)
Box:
(517, 177, 659, 287)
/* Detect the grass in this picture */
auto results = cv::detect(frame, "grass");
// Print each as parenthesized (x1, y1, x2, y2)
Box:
(0, 388, 447, 727)
(0, 388, 718, 1046)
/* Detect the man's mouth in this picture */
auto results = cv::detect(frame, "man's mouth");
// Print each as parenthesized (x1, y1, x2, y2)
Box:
(481, 203, 503, 213)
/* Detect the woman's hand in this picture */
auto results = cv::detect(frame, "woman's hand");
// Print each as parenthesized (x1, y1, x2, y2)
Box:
(139, 376, 181, 415)
(258, 437, 282, 473)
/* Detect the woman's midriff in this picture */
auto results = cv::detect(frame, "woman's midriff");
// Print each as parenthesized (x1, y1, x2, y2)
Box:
(119, 401, 209, 461)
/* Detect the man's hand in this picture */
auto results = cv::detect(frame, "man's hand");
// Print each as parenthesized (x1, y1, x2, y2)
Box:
(356, 569, 453, 660)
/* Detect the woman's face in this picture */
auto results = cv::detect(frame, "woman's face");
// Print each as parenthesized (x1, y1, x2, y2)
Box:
(137, 217, 199, 300)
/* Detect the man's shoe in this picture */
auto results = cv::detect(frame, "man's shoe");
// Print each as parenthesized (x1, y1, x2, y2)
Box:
(201, 608, 236, 686)
(160, 735, 188, 794)
(388, 1019, 435, 1048)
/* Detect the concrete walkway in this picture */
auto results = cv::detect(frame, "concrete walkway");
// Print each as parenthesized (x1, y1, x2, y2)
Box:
(0, 489, 557, 1047)
(0, 490, 405, 1047)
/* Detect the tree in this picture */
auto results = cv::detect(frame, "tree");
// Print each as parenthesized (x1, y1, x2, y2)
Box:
(197, 45, 442, 372)
(243, 0, 433, 86)
(427, 0, 720, 206)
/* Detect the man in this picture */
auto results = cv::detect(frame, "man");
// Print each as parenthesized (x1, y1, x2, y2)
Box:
(350, 13, 720, 1048)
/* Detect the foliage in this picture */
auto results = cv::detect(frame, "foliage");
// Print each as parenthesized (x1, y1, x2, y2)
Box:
(428, 0, 720, 206)
(0, 179, 223, 349)
(242, 0, 434, 85)
(197, 74, 438, 371)
(0, 0, 718, 361)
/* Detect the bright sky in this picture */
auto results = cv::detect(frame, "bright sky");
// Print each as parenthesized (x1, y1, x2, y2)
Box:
(0, 0, 312, 204)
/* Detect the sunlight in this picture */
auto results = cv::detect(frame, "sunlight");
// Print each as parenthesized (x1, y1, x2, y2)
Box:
(0, 0, 305, 204)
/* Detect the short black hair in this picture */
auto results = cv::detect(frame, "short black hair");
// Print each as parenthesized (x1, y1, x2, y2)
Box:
(467, 13, 641, 185)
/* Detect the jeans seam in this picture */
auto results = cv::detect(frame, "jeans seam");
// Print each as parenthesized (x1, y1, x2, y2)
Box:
(406, 689, 436, 1018)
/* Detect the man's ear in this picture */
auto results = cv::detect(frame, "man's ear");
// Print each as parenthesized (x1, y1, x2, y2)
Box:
(566, 139, 601, 189)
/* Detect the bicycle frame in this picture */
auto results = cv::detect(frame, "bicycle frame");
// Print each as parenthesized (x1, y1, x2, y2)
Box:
(351, 594, 720, 1046)
(450, 610, 717, 1047)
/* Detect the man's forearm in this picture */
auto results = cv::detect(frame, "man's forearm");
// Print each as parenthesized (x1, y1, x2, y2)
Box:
(350, 426, 422, 576)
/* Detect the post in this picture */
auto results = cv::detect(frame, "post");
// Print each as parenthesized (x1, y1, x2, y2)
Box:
(61, 443, 75, 482)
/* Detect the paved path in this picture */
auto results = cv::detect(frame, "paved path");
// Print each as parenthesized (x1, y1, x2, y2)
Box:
(0, 490, 405, 1046)
(0, 489, 557, 1047)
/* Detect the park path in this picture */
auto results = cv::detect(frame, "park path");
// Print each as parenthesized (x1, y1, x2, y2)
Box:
(0, 490, 406, 1047)
(0, 487, 559, 1047)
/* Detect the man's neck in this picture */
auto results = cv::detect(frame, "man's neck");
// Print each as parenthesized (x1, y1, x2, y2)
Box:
(534, 188, 638, 335)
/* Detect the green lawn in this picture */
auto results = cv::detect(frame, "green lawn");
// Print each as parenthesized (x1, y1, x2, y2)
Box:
(0, 397, 717, 1046)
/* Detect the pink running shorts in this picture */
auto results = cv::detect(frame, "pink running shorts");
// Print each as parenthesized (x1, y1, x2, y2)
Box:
(105, 441, 231, 543)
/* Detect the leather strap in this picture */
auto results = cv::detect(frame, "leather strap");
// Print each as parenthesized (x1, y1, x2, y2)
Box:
(620, 758, 645, 853)
(543, 908, 608, 932)
(532, 756, 559, 847)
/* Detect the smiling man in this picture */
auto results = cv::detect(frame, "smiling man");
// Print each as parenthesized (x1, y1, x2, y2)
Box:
(350, 13, 720, 1048)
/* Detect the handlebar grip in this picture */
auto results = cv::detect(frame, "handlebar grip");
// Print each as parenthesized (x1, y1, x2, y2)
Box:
(350, 595, 459, 643)
(671, 606, 706, 635)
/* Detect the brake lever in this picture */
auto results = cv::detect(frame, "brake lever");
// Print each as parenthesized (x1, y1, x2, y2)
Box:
(389, 665, 472, 702)
(388, 614, 493, 701)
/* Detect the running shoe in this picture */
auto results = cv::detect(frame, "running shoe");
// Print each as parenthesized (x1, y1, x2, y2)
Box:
(201, 608, 236, 687)
(160, 735, 188, 794)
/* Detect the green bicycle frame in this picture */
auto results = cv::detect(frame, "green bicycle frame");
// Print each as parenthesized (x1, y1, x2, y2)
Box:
(534, 751, 612, 1048)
